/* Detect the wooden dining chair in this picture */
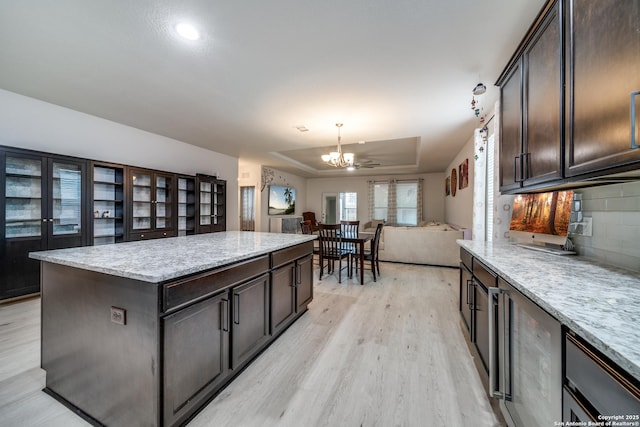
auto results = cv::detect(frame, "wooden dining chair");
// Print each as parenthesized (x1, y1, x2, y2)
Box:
(318, 223, 351, 283)
(355, 223, 383, 282)
(340, 220, 360, 270)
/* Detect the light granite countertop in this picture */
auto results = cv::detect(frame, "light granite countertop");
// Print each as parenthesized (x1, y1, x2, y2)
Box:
(458, 239, 640, 382)
(30, 231, 316, 283)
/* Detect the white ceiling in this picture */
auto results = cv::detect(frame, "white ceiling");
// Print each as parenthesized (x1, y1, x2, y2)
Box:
(0, 0, 546, 178)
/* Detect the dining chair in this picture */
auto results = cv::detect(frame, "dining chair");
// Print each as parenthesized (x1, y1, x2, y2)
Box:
(340, 220, 360, 270)
(318, 223, 351, 283)
(356, 222, 383, 282)
(300, 221, 320, 263)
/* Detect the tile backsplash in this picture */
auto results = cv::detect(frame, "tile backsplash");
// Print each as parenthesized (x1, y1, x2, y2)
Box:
(571, 181, 640, 272)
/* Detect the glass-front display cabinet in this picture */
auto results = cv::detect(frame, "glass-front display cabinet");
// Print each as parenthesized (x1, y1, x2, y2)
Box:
(1, 147, 87, 300)
(196, 174, 226, 233)
(127, 167, 177, 241)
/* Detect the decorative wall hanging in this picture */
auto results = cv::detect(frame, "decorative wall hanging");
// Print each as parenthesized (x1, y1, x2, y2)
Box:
(451, 168, 457, 197)
(459, 158, 469, 189)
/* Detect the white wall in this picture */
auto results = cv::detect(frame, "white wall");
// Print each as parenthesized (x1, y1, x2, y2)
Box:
(0, 89, 239, 230)
(306, 173, 445, 224)
(444, 134, 475, 229)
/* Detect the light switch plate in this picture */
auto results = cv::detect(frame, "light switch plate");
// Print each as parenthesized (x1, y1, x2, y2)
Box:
(110, 307, 126, 325)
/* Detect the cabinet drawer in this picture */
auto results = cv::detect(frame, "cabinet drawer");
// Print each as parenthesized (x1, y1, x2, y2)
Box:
(565, 333, 640, 416)
(460, 248, 472, 270)
(472, 259, 497, 288)
(271, 241, 313, 268)
(163, 255, 269, 312)
(128, 230, 176, 241)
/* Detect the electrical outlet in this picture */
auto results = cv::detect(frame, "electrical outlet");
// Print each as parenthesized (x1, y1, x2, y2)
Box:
(110, 307, 126, 325)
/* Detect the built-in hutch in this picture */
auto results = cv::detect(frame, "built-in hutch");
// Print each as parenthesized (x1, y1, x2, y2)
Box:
(0, 145, 227, 301)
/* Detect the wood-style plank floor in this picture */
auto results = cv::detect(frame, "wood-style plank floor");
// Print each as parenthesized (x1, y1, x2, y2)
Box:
(0, 262, 501, 427)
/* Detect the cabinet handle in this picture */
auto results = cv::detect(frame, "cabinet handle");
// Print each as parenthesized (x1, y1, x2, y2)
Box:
(513, 154, 524, 183)
(632, 91, 639, 149)
(140, 234, 145, 238)
(295, 264, 301, 285)
(488, 287, 505, 400)
(466, 279, 473, 305)
(221, 299, 229, 332)
(523, 152, 531, 180)
(233, 293, 240, 325)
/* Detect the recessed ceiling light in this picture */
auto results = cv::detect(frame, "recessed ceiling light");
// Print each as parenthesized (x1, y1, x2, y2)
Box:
(175, 22, 200, 40)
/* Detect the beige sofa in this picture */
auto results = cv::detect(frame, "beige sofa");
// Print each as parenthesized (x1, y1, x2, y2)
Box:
(377, 223, 463, 267)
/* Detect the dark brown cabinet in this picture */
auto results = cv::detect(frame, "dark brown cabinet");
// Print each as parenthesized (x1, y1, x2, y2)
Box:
(231, 273, 270, 370)
(498, 0, 640, 193)
(196, 174, 226, 234)
(565, 0, 640, 177)
(499, 1, 562, 192)
(177, 175, 196, 236)
(163, 292, 229, 427)
(127, 167, 177, 241)
(1, 147, 88, 300)
(271, 253, 313, 335)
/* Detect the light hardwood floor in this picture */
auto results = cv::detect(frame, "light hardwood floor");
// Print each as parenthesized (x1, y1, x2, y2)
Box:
(0, 263, 501, 427)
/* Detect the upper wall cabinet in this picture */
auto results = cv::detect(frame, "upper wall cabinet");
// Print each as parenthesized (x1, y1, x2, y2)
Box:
(564, 0, 640, 177)
(498, 1, 563, 192)
(127, 167, 177, 241)
(498, 0, 640, 193)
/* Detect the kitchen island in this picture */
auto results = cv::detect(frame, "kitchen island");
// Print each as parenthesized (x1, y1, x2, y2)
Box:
(30, 231, 316, 427)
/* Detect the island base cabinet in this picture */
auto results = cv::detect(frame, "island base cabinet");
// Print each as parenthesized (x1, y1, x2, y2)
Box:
(295, 254, 313, 313)
(41, 263, 160, 427)
(163, 292, 229, 427)
(270, 254, 313, 336)
(231, 274, 270, 370)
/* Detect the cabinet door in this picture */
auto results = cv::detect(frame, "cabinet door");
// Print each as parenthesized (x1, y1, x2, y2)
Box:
(47, 158, 87, 249)
(295, 254, 313, 313)
(565, 0, 640, 177)
(474, 282, 490, 373)
(459, 263, 473, 337)
(130, 169, 153, 233)
(1, 152, 46, 299)
(197, 178, 214, 234)
(523, 2, 563, 186)
(499, 61, 524, 192)
(270, 263, 296, 334)
(154, 172, 175, 233)
(163, 292, 229, 426)
(231, 274, 269, 370)
(212, 179, 226, 232)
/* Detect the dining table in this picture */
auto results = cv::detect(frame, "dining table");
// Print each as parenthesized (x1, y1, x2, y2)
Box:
(337, 231, 374, 285)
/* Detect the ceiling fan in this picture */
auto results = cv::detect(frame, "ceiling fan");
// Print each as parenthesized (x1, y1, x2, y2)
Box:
(353, 159, 381, 169)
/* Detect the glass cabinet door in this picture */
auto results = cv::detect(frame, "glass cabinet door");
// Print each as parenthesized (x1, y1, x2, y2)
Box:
(132, 172, 152, 230)
(156, 175, 172, 230)
(199, 181, 212, 227)
(5, 156, 44, 238)
(51, 161, 82, 236)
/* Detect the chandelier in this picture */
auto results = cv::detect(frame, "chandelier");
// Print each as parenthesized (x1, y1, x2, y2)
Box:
(321, 123, 354, 168)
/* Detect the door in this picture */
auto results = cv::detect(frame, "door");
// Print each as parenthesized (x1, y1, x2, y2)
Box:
(231, 274, 269, 370)
(240, 186, 255, 231)
(322, 193, 338, 224)
(163, 292, 229, 426)
(270, 263, 295, 334)
(295, 254, 313, 313)
(523, 2, 563, 187)
(565, 0, 640, 177)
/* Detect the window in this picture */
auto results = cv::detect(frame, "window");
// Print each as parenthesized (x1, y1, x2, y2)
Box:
(373, 183, 388, 220)
(369, 179, 422, 225)
(339, 192, 357, 221)
(396, 182, 418, 226)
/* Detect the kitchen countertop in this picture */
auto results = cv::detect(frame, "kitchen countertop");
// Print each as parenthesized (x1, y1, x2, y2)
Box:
(29, 231, 316, 283)
(458, 240, 640, 381)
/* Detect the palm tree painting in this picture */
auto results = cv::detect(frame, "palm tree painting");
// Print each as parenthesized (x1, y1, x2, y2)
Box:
(268, 185, 296, 215)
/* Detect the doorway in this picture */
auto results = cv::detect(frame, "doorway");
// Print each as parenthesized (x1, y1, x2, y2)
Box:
(240, 186, 255, 231)
(322, 193, 337, 224)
